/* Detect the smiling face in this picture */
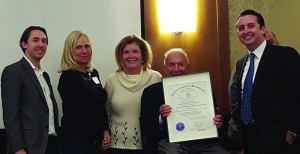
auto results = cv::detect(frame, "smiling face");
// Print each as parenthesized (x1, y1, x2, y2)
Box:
(236, 14, 266, 51)
(22, 30, 48, 64)
(73, 36, 92, 69)
(164, 52, 190, 76)
(121, 42, 142, 74)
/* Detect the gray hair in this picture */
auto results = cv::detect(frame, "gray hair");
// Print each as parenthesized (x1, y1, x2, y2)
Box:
(163, 48, 189, 65)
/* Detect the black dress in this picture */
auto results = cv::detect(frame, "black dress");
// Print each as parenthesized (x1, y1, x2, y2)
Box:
(58, 69, 108, 154)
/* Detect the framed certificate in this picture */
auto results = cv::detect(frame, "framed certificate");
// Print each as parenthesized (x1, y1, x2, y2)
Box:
(162, 72, 218, 143)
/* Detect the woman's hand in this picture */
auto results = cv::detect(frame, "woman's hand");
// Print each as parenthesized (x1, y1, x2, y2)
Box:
(100, 130, 111, 150)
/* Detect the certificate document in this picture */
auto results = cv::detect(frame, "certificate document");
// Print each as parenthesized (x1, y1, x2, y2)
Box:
(162, 72, 218, 143)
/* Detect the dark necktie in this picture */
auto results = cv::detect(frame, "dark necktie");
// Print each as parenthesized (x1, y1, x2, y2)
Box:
(241, 53, 255, 125)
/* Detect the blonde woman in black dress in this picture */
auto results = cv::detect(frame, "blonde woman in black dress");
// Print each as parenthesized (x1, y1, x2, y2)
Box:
(58, 30, 110, 154)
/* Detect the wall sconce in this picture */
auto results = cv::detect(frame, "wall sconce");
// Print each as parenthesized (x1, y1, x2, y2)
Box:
(158, 0, 196, 36)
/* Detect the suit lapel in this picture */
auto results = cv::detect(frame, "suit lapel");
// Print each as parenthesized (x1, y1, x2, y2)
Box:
(236, 55, 248, 89)
(43, 72, 58, 111)
(43, 71, 59, 130)
(20, 58, 47, 104)
(251, 43, 273, 94)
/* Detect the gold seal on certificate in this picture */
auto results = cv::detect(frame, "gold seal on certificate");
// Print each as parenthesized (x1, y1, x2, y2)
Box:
(162, 72, 218, 143)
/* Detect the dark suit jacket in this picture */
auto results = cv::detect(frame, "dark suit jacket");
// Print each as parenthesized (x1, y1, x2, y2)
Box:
(231, 43, 300, 148)
(1, 58, 59, 154)
(140, 82, 167, 154)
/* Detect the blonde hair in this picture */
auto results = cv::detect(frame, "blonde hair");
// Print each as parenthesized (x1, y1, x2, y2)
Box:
(115, 35, 153, 72)
(58, 30, 93, 73)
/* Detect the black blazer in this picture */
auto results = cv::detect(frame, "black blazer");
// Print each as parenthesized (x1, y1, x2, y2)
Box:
(1, 58, 59, 154)
(140, 82, 167, 154)
(231, 43, 300, 147)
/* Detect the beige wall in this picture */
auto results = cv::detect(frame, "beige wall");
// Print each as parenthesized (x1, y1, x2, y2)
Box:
(0, 0, 141, 128)
(229, 0, 300, 70)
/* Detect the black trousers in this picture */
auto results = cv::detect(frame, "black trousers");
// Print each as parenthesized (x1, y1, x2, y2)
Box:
(45, 135, 61, 154)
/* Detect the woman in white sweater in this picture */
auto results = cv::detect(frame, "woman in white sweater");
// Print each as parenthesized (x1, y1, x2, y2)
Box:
(105, 35, 161, 154)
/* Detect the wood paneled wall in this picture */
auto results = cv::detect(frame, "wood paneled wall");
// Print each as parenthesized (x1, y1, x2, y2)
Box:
(142, 0, 231, 113)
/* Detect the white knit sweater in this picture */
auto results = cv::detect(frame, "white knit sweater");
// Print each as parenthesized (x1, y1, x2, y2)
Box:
(105, 69, 161, 150)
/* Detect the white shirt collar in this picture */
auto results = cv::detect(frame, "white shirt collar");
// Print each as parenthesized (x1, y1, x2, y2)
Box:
(24, 56, 44, 73)
(248, 40, 266, 59)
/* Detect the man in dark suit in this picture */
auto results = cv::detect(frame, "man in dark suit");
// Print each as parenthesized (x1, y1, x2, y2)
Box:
(140, 48, 227, 154)
(1, 26, 60, 154)
(227, 30, 281, 154)
(231, 9, 300, 154)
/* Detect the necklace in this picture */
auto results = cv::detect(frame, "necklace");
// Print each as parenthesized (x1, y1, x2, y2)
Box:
(79, 72, 91, 81)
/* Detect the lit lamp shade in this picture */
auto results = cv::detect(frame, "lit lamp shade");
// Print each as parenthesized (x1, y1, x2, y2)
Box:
(158, 0, 196, 33)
